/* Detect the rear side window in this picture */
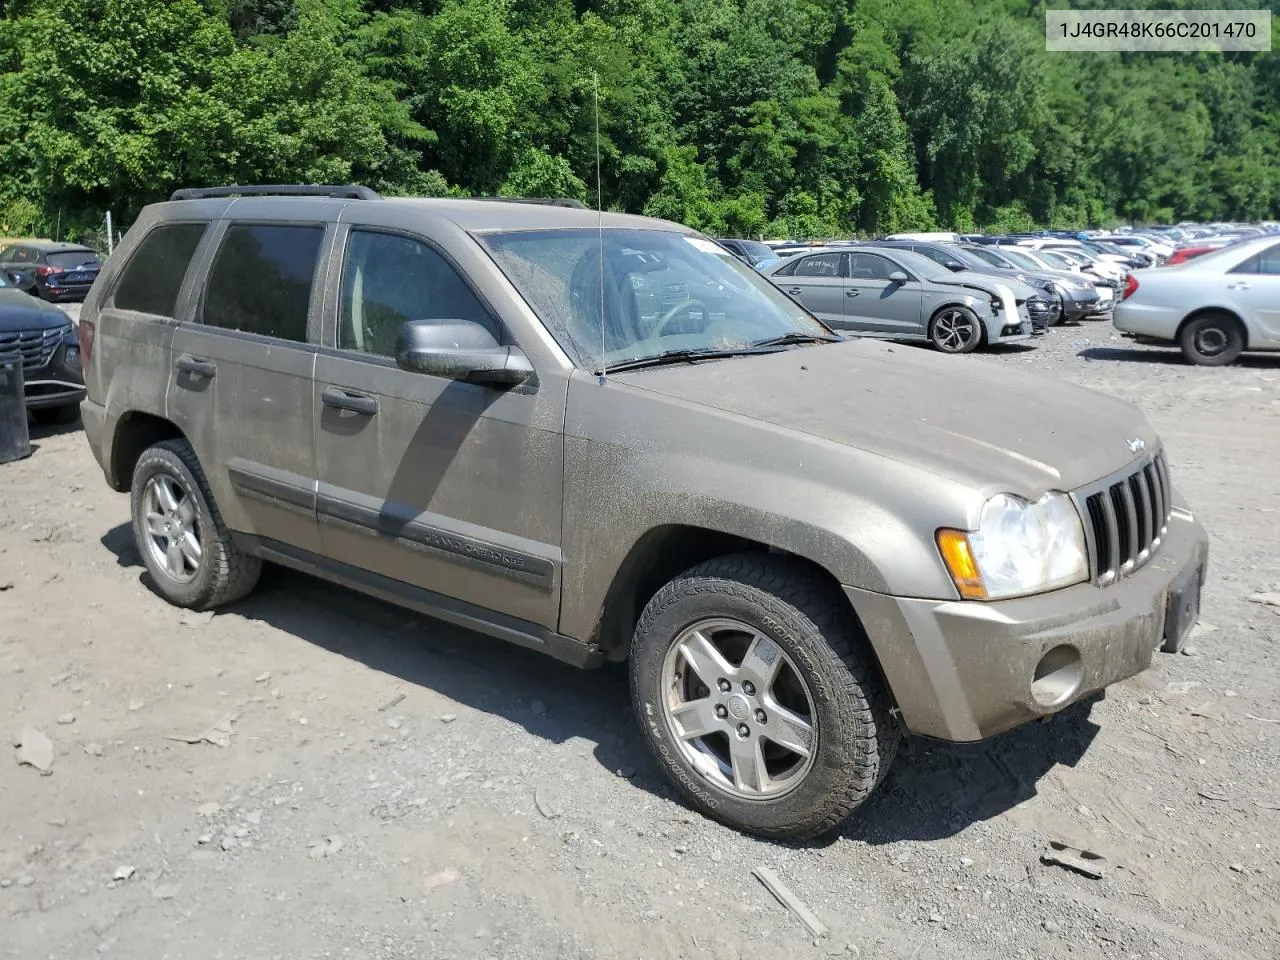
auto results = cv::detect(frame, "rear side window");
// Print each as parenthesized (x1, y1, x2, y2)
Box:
(794, 253, 844, 278)
(203, 224, 323, 342)
(114, 224, 207, 316)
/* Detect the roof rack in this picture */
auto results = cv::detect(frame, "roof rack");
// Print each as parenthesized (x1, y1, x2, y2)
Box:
(169, 184, 381, 202)
(471, 196, 588, 209)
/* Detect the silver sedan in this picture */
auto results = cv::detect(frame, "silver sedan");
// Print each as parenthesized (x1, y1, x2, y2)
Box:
(1114, 235, 1280, 365)
(763, 246, 1033, 353)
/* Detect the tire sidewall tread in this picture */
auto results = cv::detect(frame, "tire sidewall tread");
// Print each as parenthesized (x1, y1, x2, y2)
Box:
(129, 438, 260, 610)
(629, 553, 898, 841)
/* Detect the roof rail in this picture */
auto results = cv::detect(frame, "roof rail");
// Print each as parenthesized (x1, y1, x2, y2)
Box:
(168, 184, 381, 202)
(471, 196, 588, 209)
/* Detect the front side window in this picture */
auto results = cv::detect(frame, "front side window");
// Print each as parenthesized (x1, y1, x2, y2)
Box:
(339, 230, 501, 357)
(114, 223, 207, 316)
(481, 228, 830, 367)
(847, 253, 896, 280)
(203, 224, 323, 342)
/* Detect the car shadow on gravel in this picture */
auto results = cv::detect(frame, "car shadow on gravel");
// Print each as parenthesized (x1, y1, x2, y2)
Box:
(101, 520, 1104, 841)
(1079, 345, 1280, 367)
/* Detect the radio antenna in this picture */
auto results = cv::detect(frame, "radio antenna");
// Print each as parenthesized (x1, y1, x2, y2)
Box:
(594, 70, 607, 384)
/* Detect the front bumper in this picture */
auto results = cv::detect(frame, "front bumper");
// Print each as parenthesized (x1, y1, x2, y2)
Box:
(845, 508, 1209, 741)
(1062, 292, 1099, 320)
(22, 345, 85, 409)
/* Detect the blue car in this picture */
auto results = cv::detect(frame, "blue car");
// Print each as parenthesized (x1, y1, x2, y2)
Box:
(0, 275, 83, 423)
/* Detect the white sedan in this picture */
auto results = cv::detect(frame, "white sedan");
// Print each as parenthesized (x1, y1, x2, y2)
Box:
(1114, 235, 1280, 365)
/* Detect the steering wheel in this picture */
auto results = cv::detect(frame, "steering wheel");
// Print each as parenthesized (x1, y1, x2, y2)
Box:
(653, 299, 710, 339)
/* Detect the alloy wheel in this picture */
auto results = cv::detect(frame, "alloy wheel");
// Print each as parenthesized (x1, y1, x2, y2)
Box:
(933, 310, 976, 351)
(141, 474, 202, 584)
(659, 618, 817, 800)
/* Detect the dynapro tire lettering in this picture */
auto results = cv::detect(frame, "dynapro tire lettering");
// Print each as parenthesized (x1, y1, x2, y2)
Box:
(644, 700, 720, 808)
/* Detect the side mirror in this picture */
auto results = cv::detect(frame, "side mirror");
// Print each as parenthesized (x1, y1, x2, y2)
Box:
(395, 319, 533, 386)
(943, 260, 964, 272)
(887, 271, 909, 283)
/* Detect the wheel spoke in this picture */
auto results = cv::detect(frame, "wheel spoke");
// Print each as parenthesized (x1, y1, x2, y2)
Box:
(677, 630, 736, 688)
(179, 531, 202, 567)
(176, 498, 196, 526)
(761, 696, 814, 758)
(738, 633, 783, 687)
(729, 734, 766, 793)
(166, 540, 186, 577)
(669, 699, 722, 741)
(154, 476, 179, 514)
(145, 512, 167, 537)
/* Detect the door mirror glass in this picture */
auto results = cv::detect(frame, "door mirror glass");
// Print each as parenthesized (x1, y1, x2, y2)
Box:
(395, 319, 533, 386)
(887, 270, 909, 283)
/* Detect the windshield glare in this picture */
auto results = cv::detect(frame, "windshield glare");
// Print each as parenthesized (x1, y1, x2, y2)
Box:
(481, 228, 830, 369)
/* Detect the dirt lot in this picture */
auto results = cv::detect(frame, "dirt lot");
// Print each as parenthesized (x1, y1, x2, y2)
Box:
(3, 319, 1278, 960)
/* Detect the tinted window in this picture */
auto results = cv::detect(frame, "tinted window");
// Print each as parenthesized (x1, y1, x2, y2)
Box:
(1242, 243, 1280, 275)
(794, 253, 844, 278)
(847, 253, 895, 280)
(203, 224, 322, 342)
(46, 250, 101, 268)
(114, 223, 207, 316)
(914, 246, 957, 267)
(771, 258, 799, 277)
(5, 247, 35, 263)
(339, 230, 500, 356)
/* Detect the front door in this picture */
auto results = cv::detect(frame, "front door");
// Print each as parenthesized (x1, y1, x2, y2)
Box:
(169, 221, 326, 554)
(311, 226, 565, 630)
(845, 252, 925, 336)
(774, 252, 847, 326)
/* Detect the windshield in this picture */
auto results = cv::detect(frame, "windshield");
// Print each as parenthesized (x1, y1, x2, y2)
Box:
(963, 246, 1012, 268)
(1038, 251, 1076, 269)
(46, 251, 100, 268)
(997, 248, 1042, 271)
(481, 228, 831, 369)
(733, 239, 775, 263)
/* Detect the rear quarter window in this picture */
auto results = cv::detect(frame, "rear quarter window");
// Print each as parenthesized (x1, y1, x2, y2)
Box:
(113, 223, 209, 316)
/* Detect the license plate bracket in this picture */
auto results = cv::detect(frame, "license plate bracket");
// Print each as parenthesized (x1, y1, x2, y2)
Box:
(1162, 561, 1203, 653)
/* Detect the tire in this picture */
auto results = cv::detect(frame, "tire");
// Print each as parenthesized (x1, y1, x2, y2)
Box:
(129, 438, 261, 609)
(1179, 312, 1244, 366)
(31, 404, 79, 425)
(928, 306, 983, 354)
(629, 553, 900, 841)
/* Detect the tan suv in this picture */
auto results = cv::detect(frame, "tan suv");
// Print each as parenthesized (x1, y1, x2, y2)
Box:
(79, 185, 1209, 840)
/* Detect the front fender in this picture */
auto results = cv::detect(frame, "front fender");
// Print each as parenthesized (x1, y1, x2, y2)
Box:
(558, 373, 974, 643)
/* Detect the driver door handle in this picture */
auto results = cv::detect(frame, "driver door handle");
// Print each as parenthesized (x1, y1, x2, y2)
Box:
(845, 289, 860, 297)
(1227, 282, 1250, 291)
(321, 386, 377, 416)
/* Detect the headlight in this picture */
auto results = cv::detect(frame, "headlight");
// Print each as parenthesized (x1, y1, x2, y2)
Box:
(936, 492, 1088, 600)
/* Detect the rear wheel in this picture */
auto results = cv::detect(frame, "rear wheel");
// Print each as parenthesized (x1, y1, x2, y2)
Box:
(1179, 313, 1244, 366)
(929, 306, 983, 354)
(130, 438, 261, 609)
(629, 554, 899, 840)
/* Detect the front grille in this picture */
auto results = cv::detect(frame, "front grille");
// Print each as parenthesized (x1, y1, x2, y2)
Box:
(1076, 453, 1171, 585)
(0, 325, 67, 373)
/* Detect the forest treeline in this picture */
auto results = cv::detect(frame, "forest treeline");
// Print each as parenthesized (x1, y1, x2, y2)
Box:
(1, 0, 1277, 241)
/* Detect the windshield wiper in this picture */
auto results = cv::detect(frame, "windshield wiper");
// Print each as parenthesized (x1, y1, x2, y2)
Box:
(604, 347, 763, 373)
(750, 332, 842, 348)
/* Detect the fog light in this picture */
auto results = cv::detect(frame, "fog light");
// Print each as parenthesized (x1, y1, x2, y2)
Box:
(1030, 645, 1083, 708)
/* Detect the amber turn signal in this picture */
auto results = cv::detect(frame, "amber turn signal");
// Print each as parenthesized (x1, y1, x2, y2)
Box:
(936, 529, 988, 600)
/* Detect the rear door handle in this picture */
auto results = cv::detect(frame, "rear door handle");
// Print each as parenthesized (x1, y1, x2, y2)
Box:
(846, 289, 860, 297)
(176, 356, 216, 378)
(1227, 282, 1250, 291)
(321, 386, 377, 416)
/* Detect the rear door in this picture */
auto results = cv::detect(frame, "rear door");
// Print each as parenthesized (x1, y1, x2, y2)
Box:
(845, 252, 924, 335)
(168, 219, 329, 554)
(773, 252, 847, 325)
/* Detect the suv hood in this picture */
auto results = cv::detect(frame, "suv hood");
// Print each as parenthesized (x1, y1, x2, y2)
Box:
(0, 289, 70, 331)
(622, 339, 1156, 495)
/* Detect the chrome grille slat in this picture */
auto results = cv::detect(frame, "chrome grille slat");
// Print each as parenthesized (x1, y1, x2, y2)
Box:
(0, 325, 66, 373)
(1075, 451, 1173, 586)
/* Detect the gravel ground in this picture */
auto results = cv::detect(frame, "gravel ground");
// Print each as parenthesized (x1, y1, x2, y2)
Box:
(2, 315, 1278, 960)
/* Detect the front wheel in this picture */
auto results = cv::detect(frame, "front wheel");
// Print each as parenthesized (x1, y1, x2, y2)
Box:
(929, 306, 983, 354)
(1179, 313, 1244, 366)
(629, 554, 899, 840)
